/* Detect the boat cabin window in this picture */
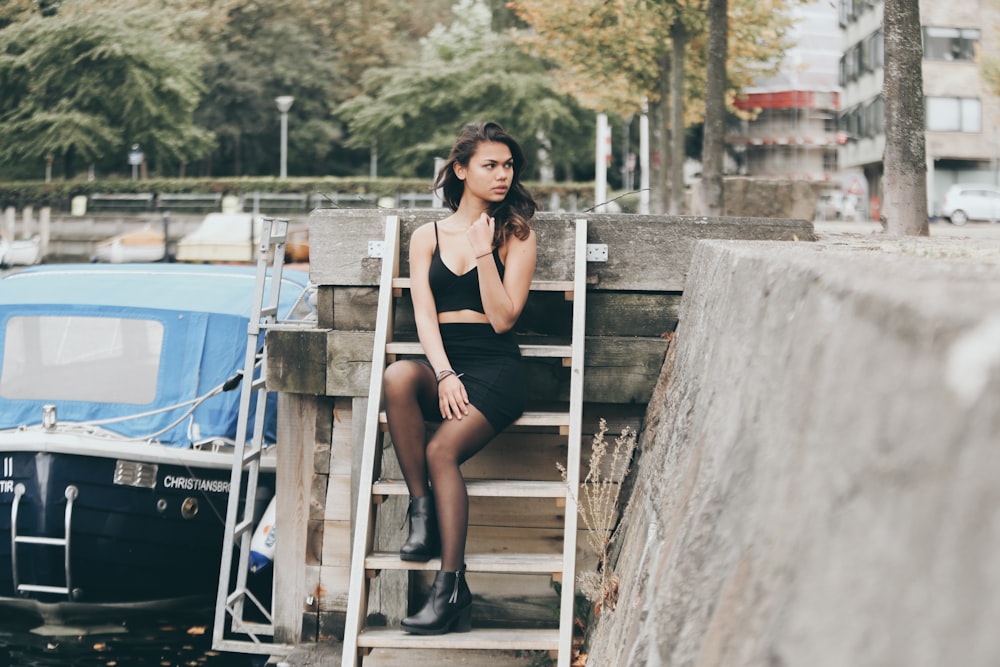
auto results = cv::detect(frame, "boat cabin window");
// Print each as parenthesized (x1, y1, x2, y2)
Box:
(1, 315, 164, 404)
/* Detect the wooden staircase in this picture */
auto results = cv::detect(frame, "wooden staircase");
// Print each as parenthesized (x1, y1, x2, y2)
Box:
(340, 214, 588, 667)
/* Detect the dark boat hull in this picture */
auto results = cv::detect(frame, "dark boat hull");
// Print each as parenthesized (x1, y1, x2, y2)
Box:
(0, 444, 274, 612)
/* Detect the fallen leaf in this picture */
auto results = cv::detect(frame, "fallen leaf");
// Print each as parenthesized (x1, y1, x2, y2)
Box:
(186, 626, 207, 636)
(92, 642, 107, 651)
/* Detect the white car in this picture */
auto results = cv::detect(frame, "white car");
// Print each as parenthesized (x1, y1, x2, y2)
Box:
(940, 184, 1000, 225)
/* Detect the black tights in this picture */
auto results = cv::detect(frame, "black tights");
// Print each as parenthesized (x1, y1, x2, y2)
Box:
(383, 360, 496, 571)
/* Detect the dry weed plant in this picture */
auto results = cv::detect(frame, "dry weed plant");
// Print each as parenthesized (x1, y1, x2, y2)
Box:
(558, 418, 637, 615)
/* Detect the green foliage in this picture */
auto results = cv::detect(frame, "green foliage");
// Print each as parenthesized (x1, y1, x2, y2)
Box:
(0, 3, 213, 177)
(194, 1, 343, 177)
(0, 0, 595, 182)
(338, 0, 593, 180)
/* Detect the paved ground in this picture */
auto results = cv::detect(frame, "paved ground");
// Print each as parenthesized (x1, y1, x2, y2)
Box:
(813, 218, 1000, 241)
(811, 219, 1000, 268)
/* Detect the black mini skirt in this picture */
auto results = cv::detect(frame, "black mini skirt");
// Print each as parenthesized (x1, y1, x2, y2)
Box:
(436, 322, 525, 432)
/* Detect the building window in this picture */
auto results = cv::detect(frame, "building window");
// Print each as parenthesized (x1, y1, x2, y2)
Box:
(840, 0, 877, 25)
(838, 95, 884, 141)
(840, 29, 884, 85)
(926, 97, 982, 132)
(869, 29, 884, 69)
(822, 149, 838, 173)
(923, 27, 979, 61)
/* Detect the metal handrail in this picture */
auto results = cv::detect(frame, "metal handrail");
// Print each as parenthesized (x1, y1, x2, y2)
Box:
(11, 483, 78, 598)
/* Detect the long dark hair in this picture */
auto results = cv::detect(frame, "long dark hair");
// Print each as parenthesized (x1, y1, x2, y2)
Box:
(434, 121, 536, 247)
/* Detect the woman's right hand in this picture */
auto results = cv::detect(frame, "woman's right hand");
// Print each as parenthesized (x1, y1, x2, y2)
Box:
(467, 212, 495, 257)
(438, 374, 469, 420)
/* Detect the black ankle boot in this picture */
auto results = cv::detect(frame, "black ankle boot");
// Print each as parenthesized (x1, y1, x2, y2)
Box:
(399, 495, 440, 562)
(400, 567, 472, 635)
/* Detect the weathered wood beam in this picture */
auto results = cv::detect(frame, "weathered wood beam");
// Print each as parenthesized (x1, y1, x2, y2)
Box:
(267, 329, 669, 405)
(308, 209, 812, 291)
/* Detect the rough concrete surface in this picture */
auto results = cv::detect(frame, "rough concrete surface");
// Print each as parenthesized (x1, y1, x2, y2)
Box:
(585, 234, 1000, 667)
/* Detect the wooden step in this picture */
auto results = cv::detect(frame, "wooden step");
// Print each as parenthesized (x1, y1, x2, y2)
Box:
(378, 410, 570, 430)
(372, 479, 567, 499)
(356, 627, 560, 651)
(361, 648, 538, 667)
(392, 278, 574, 293)
(364, 552, 563, 574)
(385, 341, 572, 359)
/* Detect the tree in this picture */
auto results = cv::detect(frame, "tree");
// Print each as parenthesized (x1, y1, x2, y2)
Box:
(0, 2, 213, 178)
(338, 0, 593, 181)
(193, 1, 341, 177)
(881, 0, 928, 235)
(190, 0, 459, 177)
(700, 0, 727, 215)
(512, 0, 796, 213)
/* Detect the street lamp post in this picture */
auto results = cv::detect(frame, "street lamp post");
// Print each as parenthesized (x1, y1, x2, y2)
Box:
(275, 96, 295, 180)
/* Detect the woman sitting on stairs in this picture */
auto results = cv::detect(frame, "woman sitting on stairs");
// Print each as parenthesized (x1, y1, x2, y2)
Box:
(382, 121, 537, 635)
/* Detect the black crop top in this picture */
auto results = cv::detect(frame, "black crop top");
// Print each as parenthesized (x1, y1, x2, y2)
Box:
(428, 222, 505, 313)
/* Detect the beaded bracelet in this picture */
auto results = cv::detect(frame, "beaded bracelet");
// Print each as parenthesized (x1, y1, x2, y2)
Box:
(435, 368, 464, 382)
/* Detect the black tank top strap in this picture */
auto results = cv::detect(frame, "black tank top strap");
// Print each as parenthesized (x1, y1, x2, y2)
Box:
(433, 221, 439, 249)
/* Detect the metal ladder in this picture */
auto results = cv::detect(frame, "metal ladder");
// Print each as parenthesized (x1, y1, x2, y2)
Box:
(341, 215, 588, 667)
(212, 217, 297, 656)
(10, 483, 78, 598)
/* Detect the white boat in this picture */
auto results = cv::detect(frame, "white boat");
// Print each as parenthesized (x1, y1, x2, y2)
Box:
(0, 263, 314, 622)
(0, 235, 42, 267)
(91, 226, 166, 263)
(175, 213, 260, 263)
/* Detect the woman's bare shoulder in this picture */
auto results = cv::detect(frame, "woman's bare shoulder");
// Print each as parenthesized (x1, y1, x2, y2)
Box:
(410, 221, 437, 248)
(507, 226, 536, 249)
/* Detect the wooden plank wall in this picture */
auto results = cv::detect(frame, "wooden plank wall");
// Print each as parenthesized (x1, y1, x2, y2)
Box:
(267, 209, 814, 641)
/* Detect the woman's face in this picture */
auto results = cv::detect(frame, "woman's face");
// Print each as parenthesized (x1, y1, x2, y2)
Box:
(456, 141, 514, 204)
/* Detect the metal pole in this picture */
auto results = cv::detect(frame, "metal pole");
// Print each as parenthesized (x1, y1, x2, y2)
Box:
(279, 111, 288, 180)
(595, 113, 608, 212)
(432, 157, 445, 208)
(274, 96, 294, 180)
(639, 109, 650, 214)
(622, 116, 633, 192)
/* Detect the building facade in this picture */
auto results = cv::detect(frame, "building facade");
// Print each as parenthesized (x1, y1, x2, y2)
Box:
(730, 2, 844, 189)
(838, 0, 1000, 217)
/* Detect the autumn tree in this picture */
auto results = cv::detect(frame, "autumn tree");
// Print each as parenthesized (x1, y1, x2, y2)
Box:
(881, 0, 928, 235)
(512, 0, 795, 213)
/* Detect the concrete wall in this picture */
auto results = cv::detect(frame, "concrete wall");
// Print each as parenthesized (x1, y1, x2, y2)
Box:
(586, 238, 1000, 666)
(684, 178, 826, 221)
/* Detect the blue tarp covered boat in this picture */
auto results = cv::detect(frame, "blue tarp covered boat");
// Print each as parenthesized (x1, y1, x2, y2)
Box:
(0, 263, 313, 621)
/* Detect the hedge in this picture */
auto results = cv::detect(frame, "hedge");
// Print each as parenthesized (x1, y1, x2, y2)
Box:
(0, 177, 596, 211)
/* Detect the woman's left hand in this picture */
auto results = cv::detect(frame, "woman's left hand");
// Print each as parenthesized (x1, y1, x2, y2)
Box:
(467, 212, 495, 256)
(438, 374, 470, 420)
